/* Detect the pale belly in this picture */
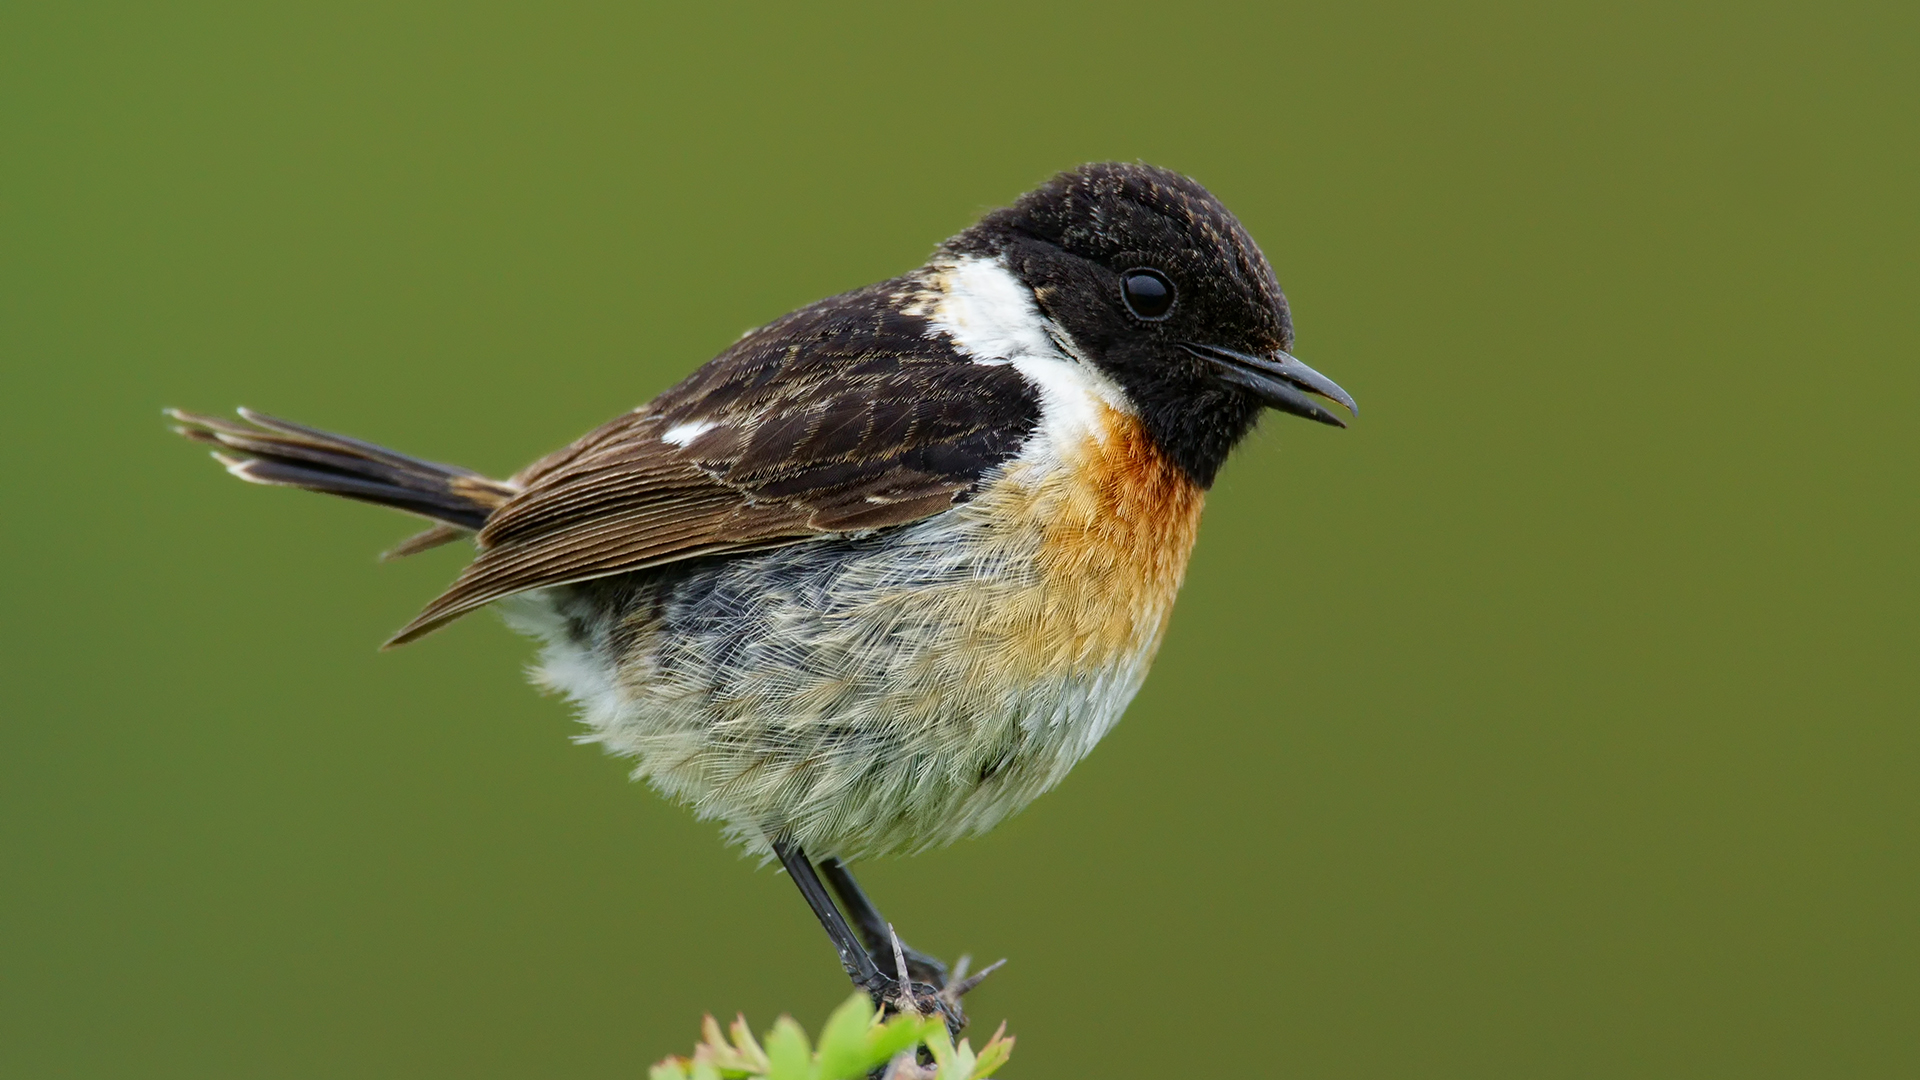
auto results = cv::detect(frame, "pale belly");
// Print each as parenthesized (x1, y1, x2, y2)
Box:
(504, 414, 1205, 860)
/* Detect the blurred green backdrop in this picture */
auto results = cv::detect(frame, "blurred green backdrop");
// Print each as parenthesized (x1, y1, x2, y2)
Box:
(3, 2, 1914, 1076)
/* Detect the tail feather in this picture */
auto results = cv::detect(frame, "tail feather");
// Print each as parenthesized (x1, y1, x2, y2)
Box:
(168, 408, 518, 543)
(379, 522, 468, 560)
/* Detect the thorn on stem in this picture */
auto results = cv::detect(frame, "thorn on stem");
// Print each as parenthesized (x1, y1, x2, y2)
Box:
(943, 957, 1006, 1002)
(886, 924, 919, 1016)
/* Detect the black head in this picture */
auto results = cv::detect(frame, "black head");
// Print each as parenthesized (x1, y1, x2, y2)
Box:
(946, 162, 1354, 487)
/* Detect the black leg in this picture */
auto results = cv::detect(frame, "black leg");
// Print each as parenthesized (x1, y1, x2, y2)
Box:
(819, 857, 949, 988)
(772, 840, 992, 1037)
(771, 838, 882, 992)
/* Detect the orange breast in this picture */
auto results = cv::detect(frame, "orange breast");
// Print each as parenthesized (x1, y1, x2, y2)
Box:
(968, 404, 1206, 676)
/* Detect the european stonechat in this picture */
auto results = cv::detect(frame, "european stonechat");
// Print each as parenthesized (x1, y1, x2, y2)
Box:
(170, 162, 1356, 1029)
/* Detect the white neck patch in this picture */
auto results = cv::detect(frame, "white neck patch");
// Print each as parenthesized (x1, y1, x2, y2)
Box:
(914, 255, 1136, 444)
(919, 254, 1060, 366)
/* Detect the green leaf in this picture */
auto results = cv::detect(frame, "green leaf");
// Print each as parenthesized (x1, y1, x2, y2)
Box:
(812, 994, 881, 1079)
(762, 1016, 812, 1080)
(649, 1060, 691, 1080)
(863, 1013, 931, 1066)
(652, 1002, 1008, 1080)
(727, 1014, 771, 1073)
(947, 1038, 977, 1080)
(970, 1024, 1015, 1078)
(922, 1024, 955, 1074)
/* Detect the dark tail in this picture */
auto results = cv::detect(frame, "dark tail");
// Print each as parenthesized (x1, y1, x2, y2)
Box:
(167, 408, 518, 557)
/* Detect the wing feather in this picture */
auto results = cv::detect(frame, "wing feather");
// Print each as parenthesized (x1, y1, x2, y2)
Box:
(384, 279, 1041, 646)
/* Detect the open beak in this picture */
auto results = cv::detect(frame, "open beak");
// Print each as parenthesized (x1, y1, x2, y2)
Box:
(1179, 343, 1358, 428)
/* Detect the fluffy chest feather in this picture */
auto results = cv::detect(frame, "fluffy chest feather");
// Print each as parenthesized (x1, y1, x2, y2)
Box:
(960, 401, 1204, 679)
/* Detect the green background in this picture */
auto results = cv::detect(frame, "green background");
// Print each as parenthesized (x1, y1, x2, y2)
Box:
(4, 2, 1914, 1076)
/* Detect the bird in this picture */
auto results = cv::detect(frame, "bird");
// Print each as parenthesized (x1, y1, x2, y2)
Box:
(168, 161, 1355, 1029)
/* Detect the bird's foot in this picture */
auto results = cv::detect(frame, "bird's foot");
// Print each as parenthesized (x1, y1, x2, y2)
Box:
(865, 971, 962, 1036)
(862, 929, 1005, 1038)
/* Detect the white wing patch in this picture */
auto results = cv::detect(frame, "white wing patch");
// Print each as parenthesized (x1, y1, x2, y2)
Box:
(661, 419, 717, 447)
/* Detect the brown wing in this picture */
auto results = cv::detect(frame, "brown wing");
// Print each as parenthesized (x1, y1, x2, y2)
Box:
(385, 281, 1040, 646)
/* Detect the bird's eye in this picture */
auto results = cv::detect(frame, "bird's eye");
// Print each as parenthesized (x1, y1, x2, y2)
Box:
(1121, 268, 1176, 320)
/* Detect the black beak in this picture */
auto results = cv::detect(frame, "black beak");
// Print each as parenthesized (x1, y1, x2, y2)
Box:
(1179, 343, 1358, 428)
